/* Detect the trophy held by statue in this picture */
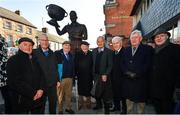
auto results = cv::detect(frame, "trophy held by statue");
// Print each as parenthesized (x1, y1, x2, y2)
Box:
(46, 4, 68, 27)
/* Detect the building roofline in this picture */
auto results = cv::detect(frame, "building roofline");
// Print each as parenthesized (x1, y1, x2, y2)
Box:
(0, 16, 37, 28)
(130, 0, 141, 16)
(0, 7, 37, 28)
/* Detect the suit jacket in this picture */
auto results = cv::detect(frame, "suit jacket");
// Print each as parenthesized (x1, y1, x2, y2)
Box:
(92, 47, 113, 101)
(33, 47, 59, 88)
(55, 49, 75, 79)
(121, 43, 153, 102)
(92, 47, 113, 77)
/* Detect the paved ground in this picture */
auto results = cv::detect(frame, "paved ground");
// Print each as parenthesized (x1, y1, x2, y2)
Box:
(0, 85, 155, 114)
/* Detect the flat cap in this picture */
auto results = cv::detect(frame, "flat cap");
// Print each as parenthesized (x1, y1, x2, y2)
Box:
(81, 41, 89, 46)
(62, 41, 71, 45)
(152, 27, 171, 39)
(18, 37, 34, 45)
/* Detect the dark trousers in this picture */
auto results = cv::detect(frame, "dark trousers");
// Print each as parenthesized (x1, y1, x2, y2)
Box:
(43, 86, 57, 114)
(9, 92, 45, 114)
(95, 97, 110, 113)
(0, 86, 12, 114)
(16, 105, 45, 114)
(113, 98, 127, 113)
(30, 104, 45, 114)
(95, 98, 103, 107)
(153, 98, 174, 114)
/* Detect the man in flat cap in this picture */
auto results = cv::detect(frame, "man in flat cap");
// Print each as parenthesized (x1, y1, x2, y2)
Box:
(150, 27, 180, 114)
(6, 37, 45, 114)
(75, 41, 93, 110)
(55, 41, 75, 114)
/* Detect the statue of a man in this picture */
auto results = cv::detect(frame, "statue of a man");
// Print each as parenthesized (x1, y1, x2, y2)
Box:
(55, 10, 88, 53)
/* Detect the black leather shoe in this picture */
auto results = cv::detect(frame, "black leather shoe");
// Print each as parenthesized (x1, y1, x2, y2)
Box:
(93, 105, 102, 110)
(105, 109, 110, 114)
(65, 109, 75, 114)
(110, 107, 120, 112)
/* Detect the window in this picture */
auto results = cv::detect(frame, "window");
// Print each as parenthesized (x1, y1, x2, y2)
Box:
(105, 0, 116, 4)
(106, 23, 116, 28)
(26, 27, 32, 34)
(3, 21, 12, 30)
(7, 35, 14, 47)
(17, 25, 23, 33)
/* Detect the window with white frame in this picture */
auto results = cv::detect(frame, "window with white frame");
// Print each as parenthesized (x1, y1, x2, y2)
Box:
(17, 24, 23, 33)
(3, 21, 12, 30)
(105, 0, 116, 4)
(7, 35, 14, 47)
(26, 27, 32, 34)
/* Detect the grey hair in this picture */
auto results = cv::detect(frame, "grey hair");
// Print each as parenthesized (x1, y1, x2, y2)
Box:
(112, 36, 123, 43)
(97, 36, 105, 41)
(130, 29, 142, 39)
(39, 33, 48, 39)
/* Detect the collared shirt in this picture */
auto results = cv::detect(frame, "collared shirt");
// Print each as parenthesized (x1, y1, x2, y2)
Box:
(63, 51, 70, 60)
(42, 48, 49, 57)
(131, 46, 139, 56)
(115, 48, 122, 55)
(42, 48, 49, 52)
(98, 47, 104, 53)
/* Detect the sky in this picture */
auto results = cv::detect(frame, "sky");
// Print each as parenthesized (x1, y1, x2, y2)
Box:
(0, 0, 106, 48)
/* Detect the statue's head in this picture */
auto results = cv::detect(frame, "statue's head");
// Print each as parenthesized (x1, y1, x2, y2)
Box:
(70, 10, 77, 22)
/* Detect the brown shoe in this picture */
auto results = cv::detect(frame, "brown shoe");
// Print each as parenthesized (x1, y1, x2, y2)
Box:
(86, 103, 91, 109)
(58, 111, 63, 114)
(78, 104, 83, 110)
(86, 97, 92, 109)
(65, 109, 75, 114)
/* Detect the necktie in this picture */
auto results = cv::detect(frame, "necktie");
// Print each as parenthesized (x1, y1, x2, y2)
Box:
(65, 53, 69, 60)
(115, 51, 118, 55)
(44, 51, 49, 57)
(132, 47, 136, 56)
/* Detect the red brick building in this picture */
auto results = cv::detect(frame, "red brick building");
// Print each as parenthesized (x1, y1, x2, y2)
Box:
(104, 0, 135, 38)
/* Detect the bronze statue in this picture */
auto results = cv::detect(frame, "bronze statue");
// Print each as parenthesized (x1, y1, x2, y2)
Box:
(46, 4, 68, 27)
(54, 11, 88, 53)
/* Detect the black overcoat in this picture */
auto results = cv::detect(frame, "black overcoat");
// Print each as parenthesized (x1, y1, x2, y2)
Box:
(111, 48, 124, 100)
(75, 50, 93, 96)
(150, 43, 180, 100)
(6, 50, 45, 113)
(121, 44, 153, 102)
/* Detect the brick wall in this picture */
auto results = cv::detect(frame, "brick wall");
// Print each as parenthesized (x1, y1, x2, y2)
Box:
(104, 0, 135, 37)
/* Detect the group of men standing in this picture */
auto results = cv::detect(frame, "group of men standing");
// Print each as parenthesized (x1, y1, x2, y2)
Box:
(91, 27, 180, 114)
(0, 26, 180, 114)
